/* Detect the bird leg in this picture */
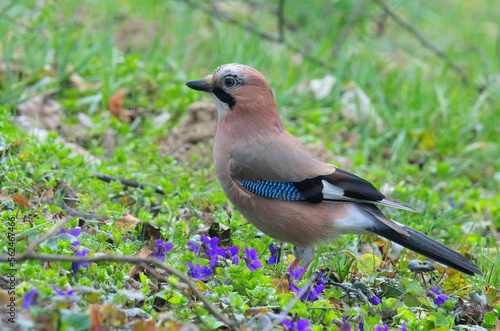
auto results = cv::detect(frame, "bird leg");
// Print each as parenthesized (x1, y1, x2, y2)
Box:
(290, 258, 301, 271)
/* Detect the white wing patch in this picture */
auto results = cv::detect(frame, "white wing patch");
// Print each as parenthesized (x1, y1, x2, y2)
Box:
(322, 180, 417, 212)
(321, 180, 345, 198)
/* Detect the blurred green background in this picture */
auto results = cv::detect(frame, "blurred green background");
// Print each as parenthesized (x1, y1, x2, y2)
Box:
(1, 0, 500, 328)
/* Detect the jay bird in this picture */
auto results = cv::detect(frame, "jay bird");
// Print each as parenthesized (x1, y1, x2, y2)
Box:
(186, 63, 482, 276)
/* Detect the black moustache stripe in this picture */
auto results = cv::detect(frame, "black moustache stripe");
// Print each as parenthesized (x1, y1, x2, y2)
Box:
(213, 87, 236, 108)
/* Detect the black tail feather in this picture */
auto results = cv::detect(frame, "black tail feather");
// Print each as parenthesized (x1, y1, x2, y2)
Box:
(371, 224, 482, 276)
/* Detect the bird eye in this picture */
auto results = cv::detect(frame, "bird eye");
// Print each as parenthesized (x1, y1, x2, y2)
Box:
(224, 77, 236, 88)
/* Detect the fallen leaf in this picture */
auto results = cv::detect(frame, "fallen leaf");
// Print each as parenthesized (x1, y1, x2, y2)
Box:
(55, 180, 78, 208)
(129, 246, 151, 279)
(17, 95, 62, 131)
(0, 189, 12, 203)
(443, 273, 472, 295)
(70, 72, 98, 91)
(13, 194, 30, 209)
(340, 82, 385, 133)
(0, 140, 22, 157)
(101, 128, 116, 157)
(208, 222, 231, 247)
(90, 304, 101, 331)
(136, 222, 161, 241)
(269, 278, 290, 294)
(107, 89, 131, 122)
(115, 214, 141, 231)
(309, 75, 336, 100)
(355, 253, 383, 273)
(244, 307, 272, 317)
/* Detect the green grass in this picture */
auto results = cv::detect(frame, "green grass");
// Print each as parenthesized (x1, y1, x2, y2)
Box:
(1, 0, 500, 330)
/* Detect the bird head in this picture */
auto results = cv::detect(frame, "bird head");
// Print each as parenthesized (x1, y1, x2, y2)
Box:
(186, 64, 280, 123)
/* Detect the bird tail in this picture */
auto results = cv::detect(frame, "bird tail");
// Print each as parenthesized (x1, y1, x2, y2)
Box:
(358, 203, 482, 276)
(371, 223, 482, 276)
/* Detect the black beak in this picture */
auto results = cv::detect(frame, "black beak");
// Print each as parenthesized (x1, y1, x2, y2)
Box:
(186, 78, 212, 93)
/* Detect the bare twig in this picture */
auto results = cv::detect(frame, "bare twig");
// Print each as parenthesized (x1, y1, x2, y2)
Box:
(332, 0, 365, 58)
(373, 0, 470, 84)
(2, 252, 237, 329)
(92, 172, 165, 195)
(23, 217, 70, 256)
(181, 0, 334, 70)
(330, 281, 376, 315)
(277, 0, 286, 41)
(42, 200, 107, 221)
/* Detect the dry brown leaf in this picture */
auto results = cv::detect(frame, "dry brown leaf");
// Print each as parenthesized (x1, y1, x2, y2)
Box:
(115, 214, 140, 231)
(269, 278, 290, 294)
(139, 246, 149, 258)
(70, 72, 99, 91)
(17, 95, 62, 131)
(0, 140, 22, 156)
(0, 189, 12, 203)
(55, 180, 78, 207)
(130, 319, 158, 331)
(244, 307, 272, 317)
(340, 82, 385, 134)
(43, 261, 60, 271)
(107, 89, 131, 122)
(90, 304, 101, 331)
(13, 194, 30, 208)
(129, 246, 151, 279)
(208, 222, 231, 247)
(101, 128, 116, 157)
(108, 89, 125, 112)
(136, 222, 161, 241)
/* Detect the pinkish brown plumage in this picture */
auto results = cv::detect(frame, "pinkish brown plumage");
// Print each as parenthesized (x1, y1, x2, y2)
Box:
(186, 63, 482, 275)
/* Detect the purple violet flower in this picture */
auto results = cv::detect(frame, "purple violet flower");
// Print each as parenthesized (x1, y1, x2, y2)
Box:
(282, 318, 313, 331)
(188, 241, 201, 255)
(341, 314, 352, 331)
(22, 289, 39, 308)
(60, 227, 81, 237)
(52, 285, 74, 297)
(154, 239, 173, 261)
(375, 324, 389, 331)
(314, 270, 327, 285)
(61, 227, 82, 248)
(72, 249, 89, 274)
(428, 287, 448, 306)
(243, 246, 263, 271)
(369, 290, 382, 305)
(225, 245, 239, 265)
(187, 261, 212, 281)
(202, 235, 227, 257)
(290, 282, 324, 302)
(286, 265, 304, 282)
(401, 321, 406, 331)
(266, 244, 281, 265)
(70, 240, 81, 249)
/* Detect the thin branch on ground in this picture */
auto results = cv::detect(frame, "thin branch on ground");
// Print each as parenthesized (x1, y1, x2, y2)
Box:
(92, 172, 166, 195)
(43, 200, 107, 221)
(23, 217, 70, 256)
(373, 0, 470, 84)
(181, 0, 334, 71)
(330, 281, 376, 315)
(2, 252, 237, 329)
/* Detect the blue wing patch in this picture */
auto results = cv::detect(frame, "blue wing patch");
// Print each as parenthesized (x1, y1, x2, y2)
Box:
(236, 180, 304, 201)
